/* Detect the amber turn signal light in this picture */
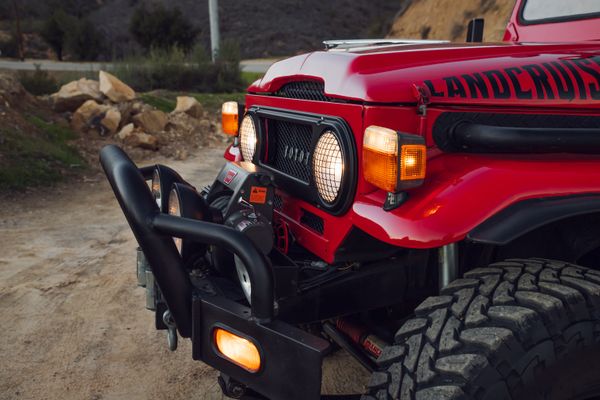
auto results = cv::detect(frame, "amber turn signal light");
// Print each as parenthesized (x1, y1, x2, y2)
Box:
(222, 101, 240, 136)
(214, 328, 261, 373)
(363, 126, 426, 193)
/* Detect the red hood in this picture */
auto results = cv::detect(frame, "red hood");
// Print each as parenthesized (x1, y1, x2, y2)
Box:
(249, 42, 600, 109)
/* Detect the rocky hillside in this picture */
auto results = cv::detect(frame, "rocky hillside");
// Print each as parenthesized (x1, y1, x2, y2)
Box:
(388, 0, 515, 42)
(2, 0, 400, 60)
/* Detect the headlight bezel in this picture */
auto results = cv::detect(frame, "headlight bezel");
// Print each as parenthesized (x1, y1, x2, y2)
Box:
(244, 107, 357, 215)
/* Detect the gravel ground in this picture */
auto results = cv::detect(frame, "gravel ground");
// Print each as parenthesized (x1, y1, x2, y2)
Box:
(0, 147, 368, 400)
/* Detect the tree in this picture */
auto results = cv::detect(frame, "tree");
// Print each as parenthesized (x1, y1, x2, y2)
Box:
(66, 19, 104, 61)
(130, 4, 198, 53)
(40, 10, 71, 61)
(41, 11, 104, 61)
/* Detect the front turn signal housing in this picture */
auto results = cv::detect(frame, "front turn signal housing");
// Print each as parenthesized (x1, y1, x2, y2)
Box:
(214, 327, 261, 373)
(363, 126, 426, 193)
(222, 101, 240, 136)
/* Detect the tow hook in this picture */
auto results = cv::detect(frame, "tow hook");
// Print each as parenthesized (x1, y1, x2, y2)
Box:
(162, 310, 178, 351)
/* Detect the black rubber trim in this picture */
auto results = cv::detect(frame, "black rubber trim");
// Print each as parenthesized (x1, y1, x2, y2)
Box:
(453, 123, 600, 154)
(468, 194, 600, 245)
(433, 112, 600, 154)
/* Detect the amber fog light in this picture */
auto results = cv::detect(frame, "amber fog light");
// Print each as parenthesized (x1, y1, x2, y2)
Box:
(363, 126, 426, 193)
(313, 131, 344, 203)
(214, 328, 261, 373)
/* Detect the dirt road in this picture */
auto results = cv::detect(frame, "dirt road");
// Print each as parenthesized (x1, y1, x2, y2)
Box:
(0, 148, 368, 400)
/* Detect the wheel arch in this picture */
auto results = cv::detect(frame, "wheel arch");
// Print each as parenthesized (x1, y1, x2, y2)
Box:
(468, 194, 600, 246)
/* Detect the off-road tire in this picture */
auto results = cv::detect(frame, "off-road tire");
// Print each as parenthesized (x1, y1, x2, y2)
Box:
(363, 258, 600, 400)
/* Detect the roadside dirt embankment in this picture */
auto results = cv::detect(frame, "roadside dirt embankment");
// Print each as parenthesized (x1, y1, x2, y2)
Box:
(388, 0, 515, 42)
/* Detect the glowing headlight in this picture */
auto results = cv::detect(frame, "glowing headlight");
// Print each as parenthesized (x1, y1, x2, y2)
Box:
(312, 131, 344, 203)
(151, 169, 161, 208)
(167, 188, 182, 254)
(239, 115, 257, 162)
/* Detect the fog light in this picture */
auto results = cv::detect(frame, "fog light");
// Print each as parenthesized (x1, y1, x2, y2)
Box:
(214, 328, 261, 373)
(168, 188, 182, 253)
(151, 169, 161, 208)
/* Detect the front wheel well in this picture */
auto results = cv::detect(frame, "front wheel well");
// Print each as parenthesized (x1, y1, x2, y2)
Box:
(463, 212, 600, 270)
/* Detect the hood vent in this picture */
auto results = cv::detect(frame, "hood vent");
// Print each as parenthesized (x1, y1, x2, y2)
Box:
(276, 81, 333, 102)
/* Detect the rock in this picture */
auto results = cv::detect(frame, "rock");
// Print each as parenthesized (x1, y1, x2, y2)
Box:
(131, 100, 153, 115)
(101, 108, 122, 135)
(99, 71, 135, 103)
(50, 78, 103, 112)
(198, 119, 211, 132)
(71, 100, 109, 133)
(116, 101, 135, 125)
(117, 123, 135, 140)
(127, 131, 159, 150)
(173, 96, 203, 118)
(132, 110, 168, 134)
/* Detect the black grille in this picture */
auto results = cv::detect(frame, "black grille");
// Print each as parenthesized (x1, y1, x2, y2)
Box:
(300, 209, 324, 234)
(276, 81, 332, 102)
(266, 120, 312, 183)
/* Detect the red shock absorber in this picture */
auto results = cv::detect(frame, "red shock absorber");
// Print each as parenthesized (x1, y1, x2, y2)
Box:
(336, 318, 386, 359)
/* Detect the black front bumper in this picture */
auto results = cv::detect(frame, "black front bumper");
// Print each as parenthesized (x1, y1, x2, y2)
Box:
(100, 145, 329, 400)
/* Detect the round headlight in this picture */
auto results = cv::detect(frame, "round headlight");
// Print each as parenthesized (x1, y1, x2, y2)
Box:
(312, 131, 344, 203)
(151, 169, 161, 208)
(167, 188, 182, 253)
(239, 115, 257, 162)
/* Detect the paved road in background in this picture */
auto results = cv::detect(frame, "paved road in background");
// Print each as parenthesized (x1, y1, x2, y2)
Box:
(0, 58, 277, 73)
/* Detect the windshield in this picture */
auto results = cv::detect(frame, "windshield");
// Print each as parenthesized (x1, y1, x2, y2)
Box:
(522, 0, 600, 22)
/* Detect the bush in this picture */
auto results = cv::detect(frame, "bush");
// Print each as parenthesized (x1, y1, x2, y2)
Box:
(40, 10, 104, 61)
(0, 32, 19, 58)
(40, 10, 72, 61)
(112, 44, 244, 93)
(18, 65, 59, 96)
(66, 19, 104, 61)
(130, 4, 198, 53)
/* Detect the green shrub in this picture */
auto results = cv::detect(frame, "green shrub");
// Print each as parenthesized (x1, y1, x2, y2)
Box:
(66, 18, 104, 61)
(112, 44, 244, 93)
(40, 10, 73, 61)
(0, 32, 19, 58)
(130, 4, 198, 53)
(40, 10, 104, 61)
(18, 65, 59, 95)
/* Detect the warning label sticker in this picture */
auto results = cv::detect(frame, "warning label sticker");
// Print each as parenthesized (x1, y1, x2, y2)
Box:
(250, 186, 268, 204)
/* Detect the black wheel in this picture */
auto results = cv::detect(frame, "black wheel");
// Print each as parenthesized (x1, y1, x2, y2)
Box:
(363, 258, 600, 400)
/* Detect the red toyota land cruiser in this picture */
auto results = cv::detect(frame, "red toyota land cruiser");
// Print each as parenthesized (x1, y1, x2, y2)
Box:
(101, 1, 600, 399)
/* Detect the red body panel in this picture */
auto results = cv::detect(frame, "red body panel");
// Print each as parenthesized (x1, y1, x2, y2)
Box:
(250, 43, 600, 108)
(239, 6, 600, 262)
